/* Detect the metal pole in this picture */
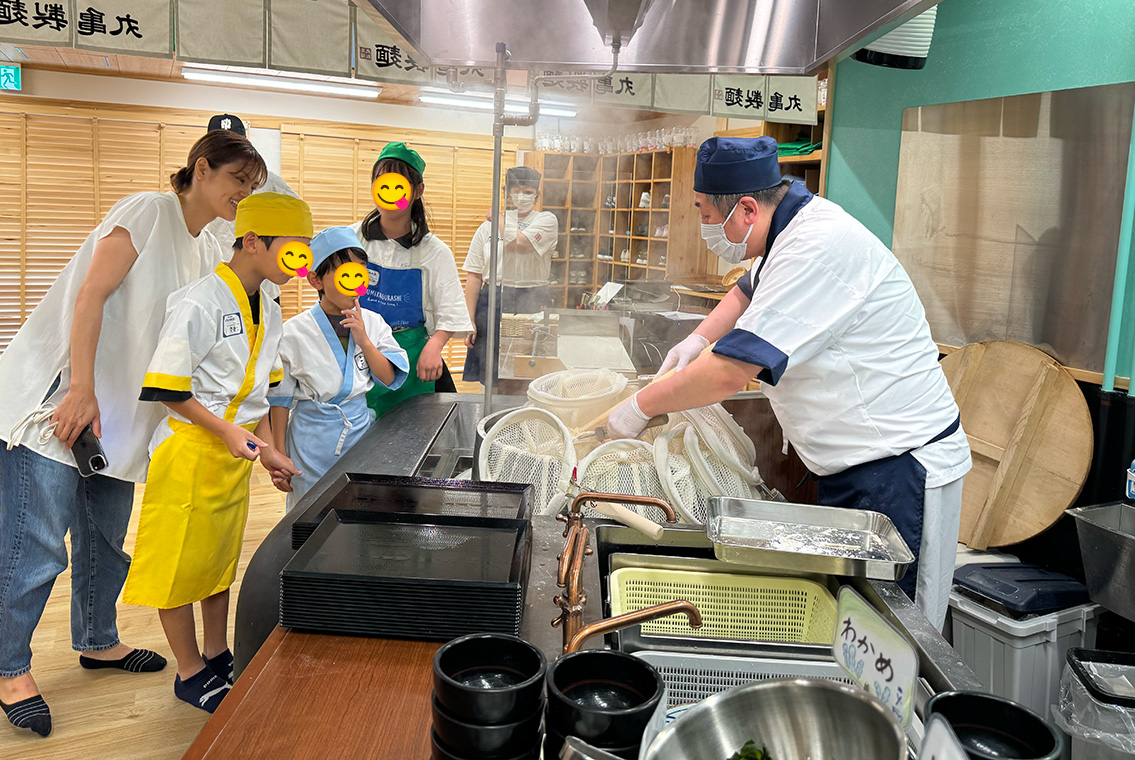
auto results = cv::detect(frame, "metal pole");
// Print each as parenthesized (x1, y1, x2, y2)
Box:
(483, 42, 508, 418)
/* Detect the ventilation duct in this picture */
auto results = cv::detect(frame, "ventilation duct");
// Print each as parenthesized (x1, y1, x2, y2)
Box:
(851, 5, 938, 70)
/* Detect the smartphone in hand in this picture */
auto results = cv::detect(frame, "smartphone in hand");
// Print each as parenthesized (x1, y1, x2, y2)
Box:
(72, 424, 108, 478)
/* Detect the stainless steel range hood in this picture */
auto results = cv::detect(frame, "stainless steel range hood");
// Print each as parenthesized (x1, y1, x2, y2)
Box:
(362, 0, 939, 74)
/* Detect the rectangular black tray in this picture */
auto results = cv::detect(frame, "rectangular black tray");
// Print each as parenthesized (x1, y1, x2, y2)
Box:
(280, 510, 531, 640)
(291, 473, 533, 549)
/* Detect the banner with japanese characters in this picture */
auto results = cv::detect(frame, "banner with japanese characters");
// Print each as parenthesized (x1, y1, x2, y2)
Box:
(269, 0, 351, 76)
(353, 5, 431, 86)
(74, 0, 172, 57)
(432, 65, 492, 93)
(0, 0, 75, 46)
(591, 71, 653, 110)
(712, 74, 817, 123)
(534, 69, 594, 103)
(176, 0, 265, 67)
(765, 75, 818, 125)
(651, 74, 711, 115)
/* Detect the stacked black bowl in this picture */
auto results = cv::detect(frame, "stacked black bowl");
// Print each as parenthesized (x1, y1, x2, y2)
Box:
(545, 651, 665, 760)
(431, 634, 547, 760)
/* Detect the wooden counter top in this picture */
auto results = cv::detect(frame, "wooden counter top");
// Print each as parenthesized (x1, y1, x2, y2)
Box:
(185, 627, 438, 760)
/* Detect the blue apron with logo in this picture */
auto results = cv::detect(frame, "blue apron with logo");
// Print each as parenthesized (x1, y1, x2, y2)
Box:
(284, 305, 375, 511)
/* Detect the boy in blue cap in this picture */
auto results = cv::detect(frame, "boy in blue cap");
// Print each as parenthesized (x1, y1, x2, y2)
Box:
(606, 136, 970, 630)
(267, 226, 409, 510)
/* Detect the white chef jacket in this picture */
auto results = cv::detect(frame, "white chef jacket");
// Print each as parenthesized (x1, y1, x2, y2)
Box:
(269, 305, 409, 408)
(204, 171, 297, 301)
(349, 222, 474, 337)
(714, 191, 971, 485)
(0, 191, 224, 483)
(463, 210, 559, 288)
(141, 263, 283, 454)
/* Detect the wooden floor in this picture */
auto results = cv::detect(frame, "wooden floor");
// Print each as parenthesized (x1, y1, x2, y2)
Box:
(0, 469, 289, 760)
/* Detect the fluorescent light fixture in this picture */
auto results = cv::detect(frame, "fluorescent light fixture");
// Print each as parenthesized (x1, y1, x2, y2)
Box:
(181, 65, 381, 99)
(418, 93, 577, 118)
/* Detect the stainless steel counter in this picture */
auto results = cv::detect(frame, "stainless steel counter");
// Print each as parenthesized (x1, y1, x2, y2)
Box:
(234, 393, 979, 712)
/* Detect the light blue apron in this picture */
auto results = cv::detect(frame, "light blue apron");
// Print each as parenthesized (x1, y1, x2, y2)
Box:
(285, 304, 375, 511)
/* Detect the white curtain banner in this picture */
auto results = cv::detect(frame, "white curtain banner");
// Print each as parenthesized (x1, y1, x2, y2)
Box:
(536, 69, 594, 103)
(0, 1, 74, 46)
(353, 6, 432, 85)
(712, 75, 769, 120)
(74, 0, 172, 57)
(591, 71, 654, 109)
(269, 0, 351, 76)
(176, 0, 265, 67)
(652, 74, 711, 114)
(764, 75, 818, 125)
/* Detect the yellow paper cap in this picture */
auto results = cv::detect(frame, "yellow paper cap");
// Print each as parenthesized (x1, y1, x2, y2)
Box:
(234, 192, 313, 239)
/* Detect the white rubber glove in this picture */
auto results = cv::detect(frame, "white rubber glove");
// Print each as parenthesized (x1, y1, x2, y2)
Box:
(657, 333, 710, 375)
(606, 392, 652, 440)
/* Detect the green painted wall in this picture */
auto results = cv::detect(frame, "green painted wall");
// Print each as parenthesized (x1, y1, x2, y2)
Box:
(826, 0, 1135, 376)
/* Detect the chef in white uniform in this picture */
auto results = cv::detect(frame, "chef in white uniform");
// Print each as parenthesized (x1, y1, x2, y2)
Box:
(607, 137, 971, 628)
(202, 114, 298, 302)
(268, 226, 409, 510)
(461, 166, 559, 384)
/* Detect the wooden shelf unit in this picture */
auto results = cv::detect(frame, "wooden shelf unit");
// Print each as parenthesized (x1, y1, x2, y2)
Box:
(527, 147, 702, 307)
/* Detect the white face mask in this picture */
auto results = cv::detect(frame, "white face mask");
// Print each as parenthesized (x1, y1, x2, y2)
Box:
(511, 190, 536, 214)
(700, 202, 753, 264)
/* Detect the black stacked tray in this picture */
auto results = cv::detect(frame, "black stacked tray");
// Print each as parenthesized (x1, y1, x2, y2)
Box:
(291, 473, 533, 549)
(281, 510, 532, 640)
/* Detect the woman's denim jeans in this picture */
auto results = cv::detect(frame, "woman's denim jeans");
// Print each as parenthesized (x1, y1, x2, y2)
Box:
(0, 444, 133, 677)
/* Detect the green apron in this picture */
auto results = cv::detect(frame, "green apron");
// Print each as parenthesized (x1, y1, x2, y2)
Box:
(366, 325, 434, 418)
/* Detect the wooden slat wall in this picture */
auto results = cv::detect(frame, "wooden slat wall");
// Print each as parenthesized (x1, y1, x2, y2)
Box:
(0, 99, 523, 373)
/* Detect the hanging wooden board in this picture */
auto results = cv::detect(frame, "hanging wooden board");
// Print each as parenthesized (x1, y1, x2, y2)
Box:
(940, 341, 1093, 549)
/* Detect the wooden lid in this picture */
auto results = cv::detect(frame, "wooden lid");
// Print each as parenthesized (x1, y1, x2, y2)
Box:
(940, 341, 1093, 549)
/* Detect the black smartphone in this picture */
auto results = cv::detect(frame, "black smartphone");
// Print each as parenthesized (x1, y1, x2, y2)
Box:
(72, 424, 108, 478)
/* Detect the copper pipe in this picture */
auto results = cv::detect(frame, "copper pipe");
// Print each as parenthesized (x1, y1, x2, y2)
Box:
(556, 520, 584, 588)
(564, 600, 702, 654)
(552, 521, 590, 647)
(568, 491, 678, 524)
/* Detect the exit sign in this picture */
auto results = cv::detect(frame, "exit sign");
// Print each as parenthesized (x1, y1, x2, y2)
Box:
(0, 64, 20, 91)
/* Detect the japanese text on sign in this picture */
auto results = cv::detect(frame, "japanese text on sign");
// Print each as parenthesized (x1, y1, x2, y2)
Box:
(833, 587, 919, 728)
(0, 2, 143, 37)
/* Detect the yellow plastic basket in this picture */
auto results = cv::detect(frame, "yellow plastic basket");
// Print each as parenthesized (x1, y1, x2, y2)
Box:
(609, 567, 837, 644)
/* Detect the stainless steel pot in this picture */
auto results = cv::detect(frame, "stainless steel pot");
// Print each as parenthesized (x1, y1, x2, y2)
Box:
(642, 678, 906, 760)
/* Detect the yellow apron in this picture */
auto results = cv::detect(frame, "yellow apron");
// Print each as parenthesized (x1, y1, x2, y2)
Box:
(123, 420, 257, 609)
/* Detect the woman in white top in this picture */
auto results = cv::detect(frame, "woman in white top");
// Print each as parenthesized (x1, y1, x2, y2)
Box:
(0, 131, 267, 737)
(350, 142, 473, 418)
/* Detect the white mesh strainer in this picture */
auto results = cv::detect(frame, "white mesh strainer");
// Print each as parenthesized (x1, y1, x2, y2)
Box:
(527, 368, 629, 433)
(654, 423, 713, 523)
(576, 440, 673, 523)
(478, 407, 575, 515)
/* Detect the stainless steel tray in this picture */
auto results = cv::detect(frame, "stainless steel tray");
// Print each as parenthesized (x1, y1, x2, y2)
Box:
(705, 496, 914, 580)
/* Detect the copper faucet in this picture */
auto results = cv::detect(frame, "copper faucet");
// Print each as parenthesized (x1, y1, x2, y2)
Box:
(553, 492, 695, 653)
(565, 600, 702, 653)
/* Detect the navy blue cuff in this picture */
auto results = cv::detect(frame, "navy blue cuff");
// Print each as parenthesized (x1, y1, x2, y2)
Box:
(735, 272, 755, 299)
(713, 328, 789, 386)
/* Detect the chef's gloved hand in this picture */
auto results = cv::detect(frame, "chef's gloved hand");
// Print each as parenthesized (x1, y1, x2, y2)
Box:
(657, 333, 710, 376)
(606, 392, 653, 440)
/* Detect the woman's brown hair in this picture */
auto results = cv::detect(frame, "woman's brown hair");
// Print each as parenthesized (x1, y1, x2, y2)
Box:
(170, 131, 267, 193)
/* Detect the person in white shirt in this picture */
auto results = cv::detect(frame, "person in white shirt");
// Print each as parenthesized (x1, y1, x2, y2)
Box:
(350, 142, 473, 417)
(0, 131, 267, 736)
(461, 166, 559, 384)
(606, 137, 971, 629)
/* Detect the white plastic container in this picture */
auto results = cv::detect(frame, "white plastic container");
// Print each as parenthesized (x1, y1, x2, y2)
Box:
(947, 590, 1100, 720)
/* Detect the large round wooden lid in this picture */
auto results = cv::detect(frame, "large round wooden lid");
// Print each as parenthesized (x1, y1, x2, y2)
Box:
(940, 341, 1093, 549)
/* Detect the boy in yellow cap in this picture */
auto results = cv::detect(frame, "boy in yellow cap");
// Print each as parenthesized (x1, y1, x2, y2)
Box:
(123, 192, 309, 712)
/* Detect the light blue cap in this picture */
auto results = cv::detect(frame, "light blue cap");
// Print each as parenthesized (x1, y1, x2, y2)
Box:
(310, 226, 365, 270)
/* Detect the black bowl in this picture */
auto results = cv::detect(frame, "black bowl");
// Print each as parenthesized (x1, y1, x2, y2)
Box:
(431, 730, 541, 760)
(544, 727, 640, 760)
(434, 633, 547, 725)
(431, 694, 543, 758)
(927, 691, 1063, 760)
(546, 650, 664, 748)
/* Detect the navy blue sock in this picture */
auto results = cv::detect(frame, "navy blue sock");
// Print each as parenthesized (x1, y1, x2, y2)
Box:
(174, 667, 231, 713)
(204, 649, 234, 684)
(1, 694, 51, 737)
(80, 648, 167, 673)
